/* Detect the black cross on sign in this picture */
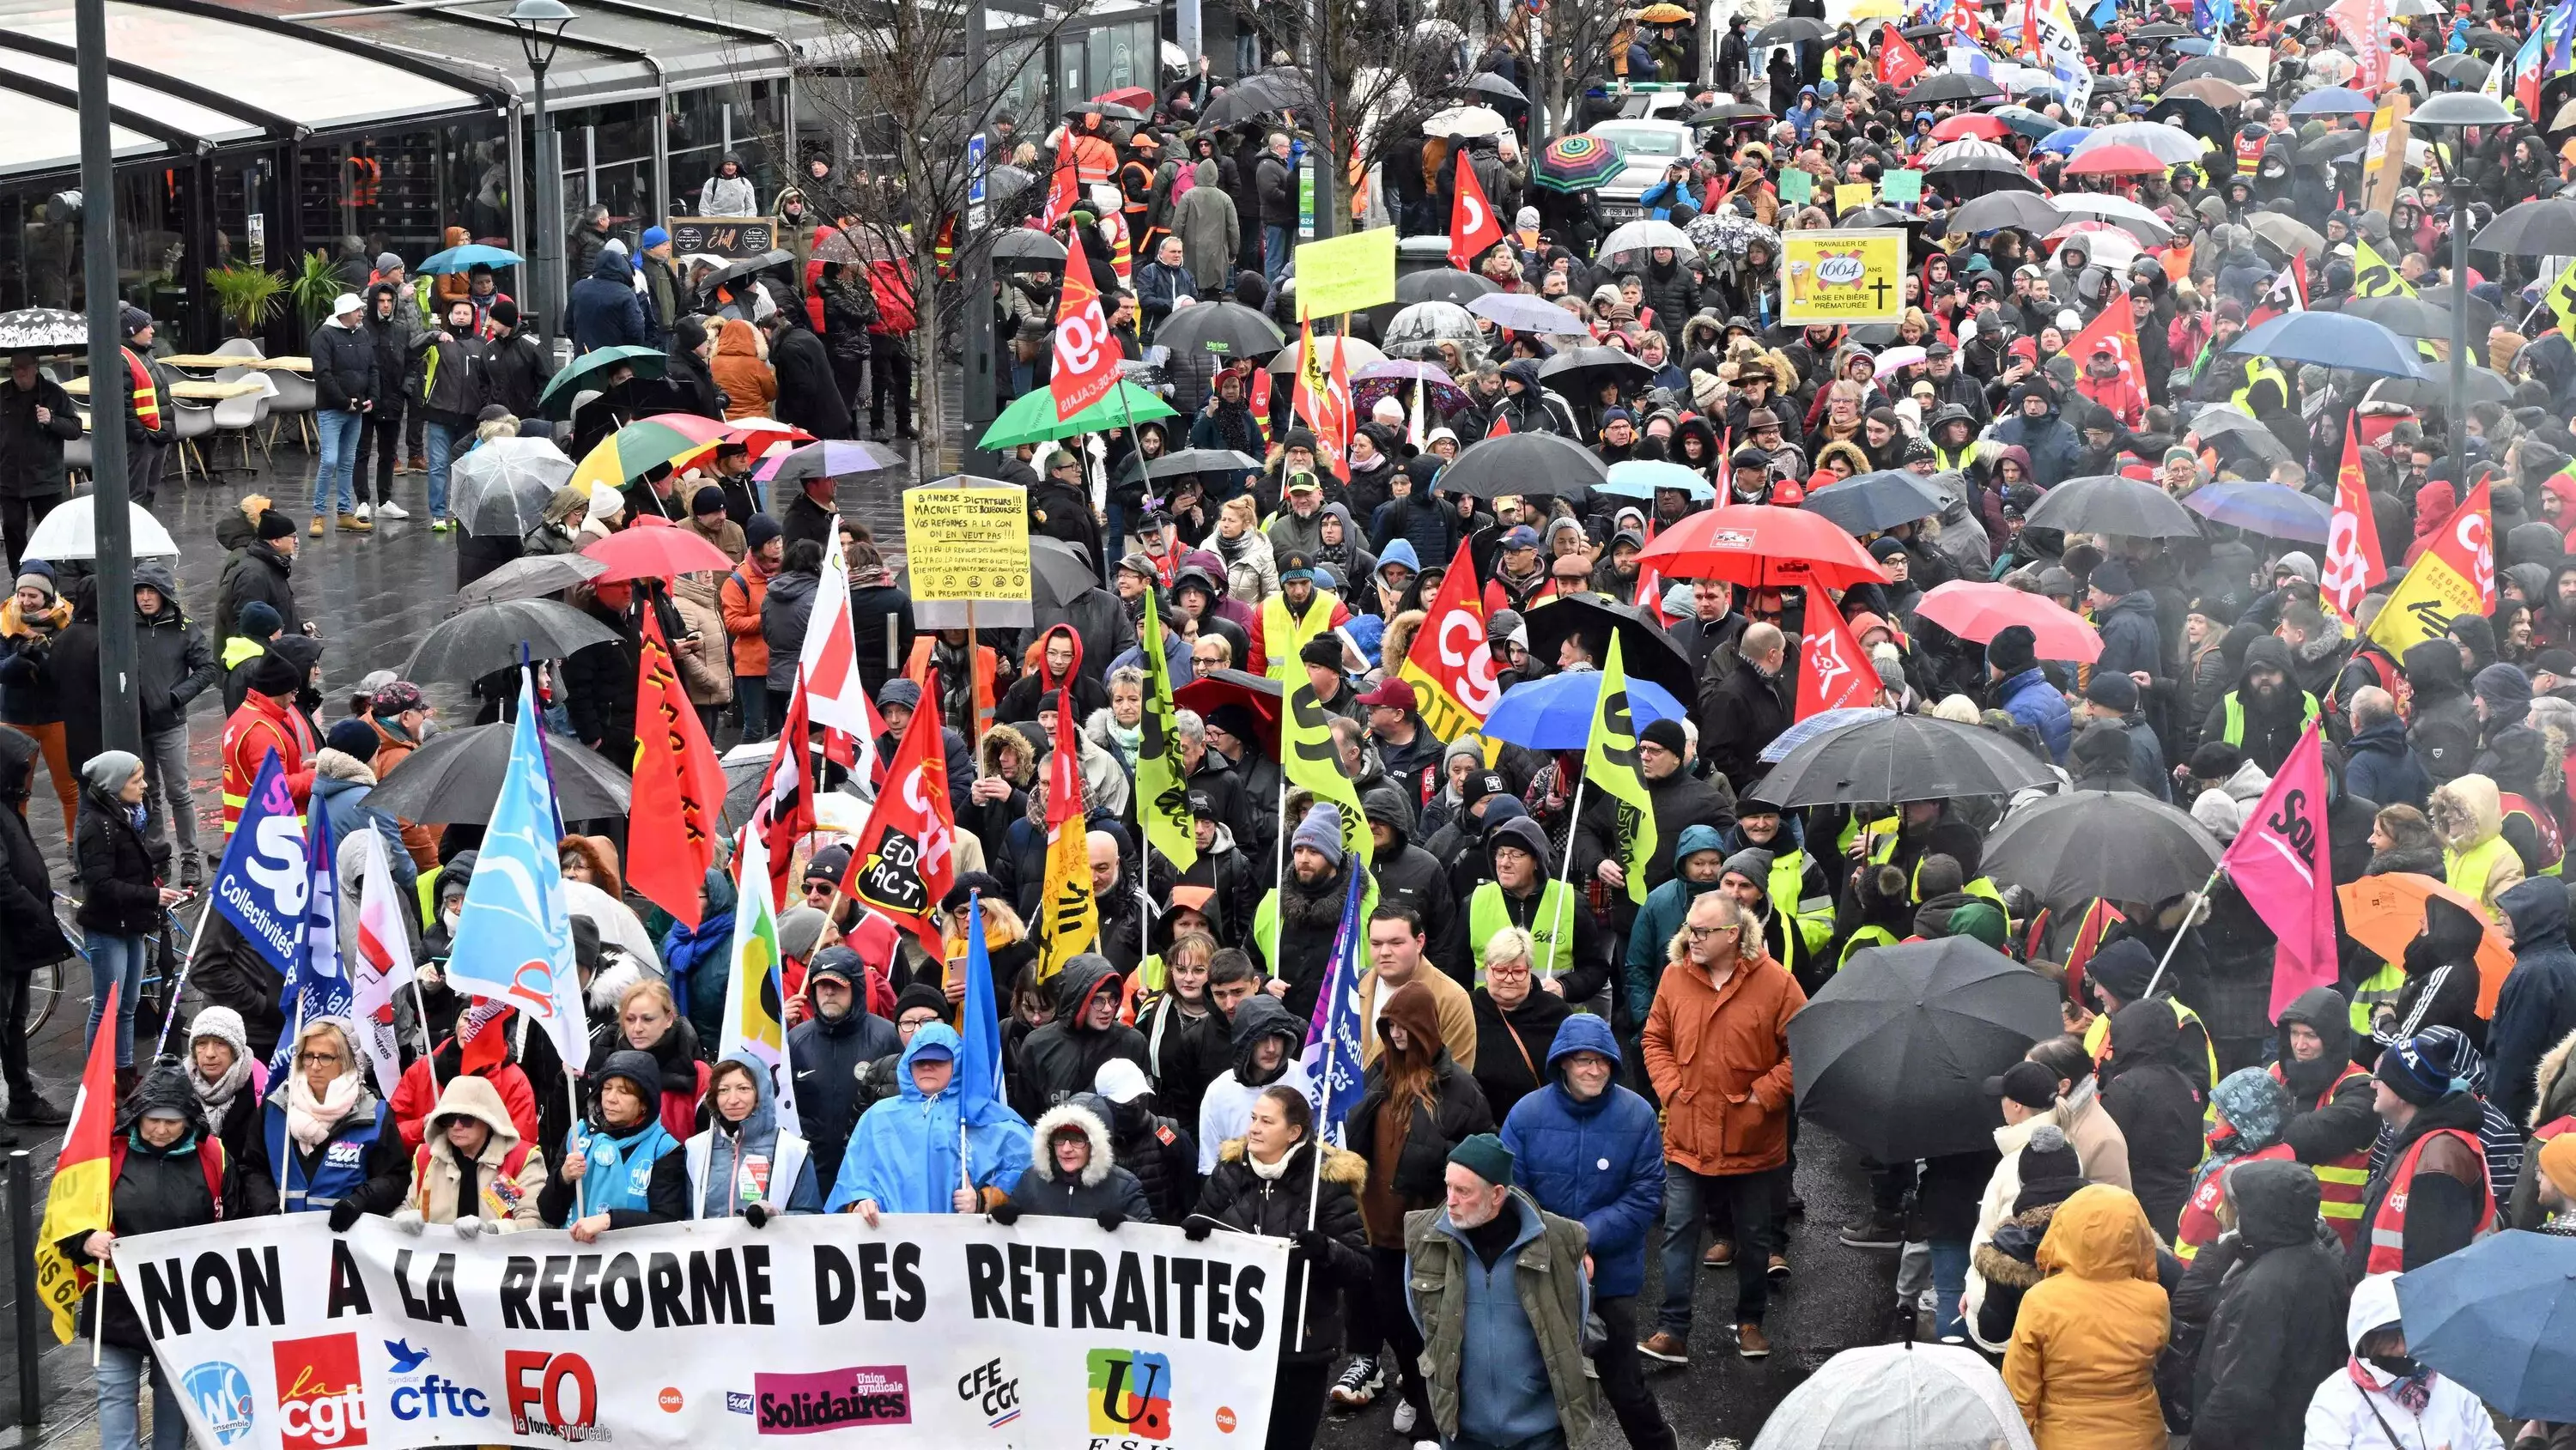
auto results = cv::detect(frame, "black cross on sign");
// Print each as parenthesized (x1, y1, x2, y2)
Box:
(1868, 274, 1893, 309)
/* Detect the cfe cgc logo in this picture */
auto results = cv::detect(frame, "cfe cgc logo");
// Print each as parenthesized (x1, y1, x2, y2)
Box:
(179, 1360, 255, 1447)
(272, 1332, 368, 1450)
(957, 1356, 1021, 1428)
(751, 1366, 913, 1434)
(1085, 1348, 1175, 1443)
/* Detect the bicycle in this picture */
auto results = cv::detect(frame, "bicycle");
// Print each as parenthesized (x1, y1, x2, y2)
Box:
(33, 889, 202, 1044)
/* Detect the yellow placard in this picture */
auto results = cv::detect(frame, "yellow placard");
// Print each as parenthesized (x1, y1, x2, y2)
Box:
(2361, 95, 2410, 217)
(1779, 228, 1910, 325)
(1294, 228, 1398, 319)
(902, 484, 1032, 602)
(1833, 182, 1875, 213)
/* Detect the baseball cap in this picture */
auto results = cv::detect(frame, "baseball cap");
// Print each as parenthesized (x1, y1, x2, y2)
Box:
(1984, 1059, 2060, 1109)
(1094, 1059, 1152, 1104)
(1502, 525, 1541, 550)
(1355, 678, 1419, 711)
(910, 1040, 955, 1064)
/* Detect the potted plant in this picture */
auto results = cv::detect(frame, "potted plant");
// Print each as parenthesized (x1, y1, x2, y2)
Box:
(288, 250, 348, 331)
(205, 264, 284, 338)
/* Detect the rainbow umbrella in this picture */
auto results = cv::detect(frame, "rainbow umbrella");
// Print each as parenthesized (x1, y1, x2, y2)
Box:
(977, 379, 1177, 450)
(1535, 134, 1625, 192)
(570, 419, 721, 493)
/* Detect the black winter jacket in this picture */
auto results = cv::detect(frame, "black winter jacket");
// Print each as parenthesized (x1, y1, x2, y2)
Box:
(1006, 1101, 1157, 1222)
(0, 729, 69, 975)
(2181, 1160, 2352, 1450)
(0, 373, 80, 499)
(2100, 1001, 2208, 1240)
(309, 315, 378, 412)
(786, 986, 902, 1186)
(132, 562, 216, 737)
(1193, 1138, 1372, 1360)
(74, 787, 167, 936)
(1346, 1052, 1495, 1204)
(1017, 957, 1152, 1107)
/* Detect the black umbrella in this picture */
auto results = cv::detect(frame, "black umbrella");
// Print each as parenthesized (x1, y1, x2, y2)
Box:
(1789, 937, 2065, 1160)
(1200, 70, 1315, 127)
(2020, 474, 2202, 538)
(1395, 267, 1499, 306)
(1027, 536, 1102, 605)
(1753, 714, 2058, 806)
(1753, 15, 1830, 44)
(1438, 432, 1607, 499)
(1153, 300, 1287, 357)
(2303, 130, 2369, 163)
(1538, 345, 1656, 398)
(456, 553, 605, 606)
(1464, 71, 1526, 104)
(1920, 157, 2044, 198)
(2474, 197, 2576, 256)
(1520, 596, 1697, 702)
(0, 308, 87, 355)
(2366, 366, 2516, 410)
(2464, 25, 2516, 52)
(2343, 291, 2500, 343)
(1982, 791, 2224, 908)
(695, 249, 796, 297)
(1905, 73, 2005, 105)
(991, 229, 1070, 268)
(2127, 20, 2191, 37)
(2145, 96, 2229, 151)
(1948, 190, 2063, 234)
(403, 599, 621, 683)
(1689, 102, 1776, 126)
(2429, 52, 2493, 86)
(368, 721, 634, 825)
(1802, 470, 1947, 537)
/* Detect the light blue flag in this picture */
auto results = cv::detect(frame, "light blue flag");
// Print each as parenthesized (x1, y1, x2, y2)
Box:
(214, 751, 307, 974)
(442, 670, 587, 1073)
(1298, 865, 1369, 1145)
(958, 892, 1008, 1114)
(266, 800, 346, 1080)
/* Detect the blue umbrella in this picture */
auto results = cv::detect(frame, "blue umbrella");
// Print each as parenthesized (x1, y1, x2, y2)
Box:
(416, 243, 526, 275)
(2227, 312, 2427, 379)
(1482, 670, 1686, 750)
(1468, 290, 1588, 334)
(2034, 126, 2093, 155)
(1759, 707, 1893, 763)
(1597, 459, 1716, 501)
(2397, 1229, 2576, 1422)
(2171, 36, 2215, 52)
(2181, 481, 2332, 543)
(1990, 105, 2061, 138)
(2287, 86, 2377, 115)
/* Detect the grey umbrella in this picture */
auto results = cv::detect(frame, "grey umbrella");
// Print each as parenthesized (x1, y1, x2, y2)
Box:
(1395, 267, 1499, 306)
(1028, 536, 1102, 605)
(1802, 470, 1947, 537)
(2245, 212, 2329, 257)
(1789, 937, 2064, 1160)
(991, 229, 1070, 268)
(2021, 474, 2203, 538)
(1753, 714, 2058, 806)
(1982, 790, 2224, 908)
(1382, 300, 1484, 359)
(404, 599, 621, 683)
(450, 437, 574, 538)
(2474, 197, 2576, 256)
(1437, 433, 1608, 499)
(0, 308, 87, 355)
(456, 553, 606, 606)
(368, 720, 633, 824)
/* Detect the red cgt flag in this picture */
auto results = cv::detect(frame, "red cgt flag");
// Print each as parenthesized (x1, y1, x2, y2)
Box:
(2321, 425, 2387, 621)
(1877, 32, 1929, 88)
(837, 669, 959, 956)
(630, 607, 728, 928)
(1037, 143, 1080, 231)
(1048, 257, 1121, 421)
(1795, 588, 1880, 720)
(1449, 152, 1504, 270)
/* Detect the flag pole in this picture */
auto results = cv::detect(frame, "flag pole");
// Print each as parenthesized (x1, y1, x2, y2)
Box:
(568, 1067, 586, 1222)
(149, 889, 222, 1059)
(1545, 778, 1586, 990)
(2139, 864, 2221, 1002)
(1272, 772, 1289, 974)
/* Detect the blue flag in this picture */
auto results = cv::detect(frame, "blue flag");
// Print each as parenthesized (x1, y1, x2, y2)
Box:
(2089, 0, 2117, 25)
(443, 670, 587, 1073)
(1298, 865, 1369, 1145)
(213, 752, 307, 974)
(266, 798, 348, 1080)
(2192, 0, 2233, 33)
(2550, 0, 2574, 77)
(957, 892, 1008, 1114)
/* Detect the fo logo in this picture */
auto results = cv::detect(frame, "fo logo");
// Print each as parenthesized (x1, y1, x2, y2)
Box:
(179, 1361, 255, 1446)
(1085, 1348, 1173, 1441)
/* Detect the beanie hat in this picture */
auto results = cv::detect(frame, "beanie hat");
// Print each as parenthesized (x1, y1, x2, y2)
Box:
(1290, 803, 1346, 868)
(489, 299, 519, 330)
(244, 652, 301, 699)
(375, 252, 403, 274)
(323, 719, 380, 762)
(744, 514, 785, 550)
(236, 600, 284, 639)
(255, 510, 298, 542)
(1987, 623, 2038, 677)
(2209, 1065, 2293, 1147)
(941, 871, 1005, 913)
(2474, 662, 2533, 721)
(2376, 1037, 2458, 1107)
(1947, 898, 2008, 949)
(2090, 558, 2136, 596)
(1719, 846, 1774, 889)
(691, 486, 728, 517)
(2084, 671, 2140, 713)
(894, 983, 950, 1021)
(2014, 1124, 2087, 1212)
(119, 305, 152, 339)
(1639, 717, 1689, 756)
(12, 573, 52, 602)
(641, 226, 670, 249)
(1299, 636, 1344, 672)
(1447, 1132, 1515, 1187)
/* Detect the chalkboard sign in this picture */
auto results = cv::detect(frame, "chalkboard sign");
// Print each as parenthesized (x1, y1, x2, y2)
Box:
(665, 216, 779, 259)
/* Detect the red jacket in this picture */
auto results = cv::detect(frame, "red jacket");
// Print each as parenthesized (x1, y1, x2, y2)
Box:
(220, 692, 315, 834)
(389, 1056, 540, 1153)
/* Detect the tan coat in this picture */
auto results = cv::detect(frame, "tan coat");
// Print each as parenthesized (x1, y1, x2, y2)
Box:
(1358, 964, 1476, 1071)
(2002, 1186, 2169, 1450)
(1640, 947, 1803, 1176)
(2055, 1078, 2132, 1192)
(404, 1076, 545, 1229)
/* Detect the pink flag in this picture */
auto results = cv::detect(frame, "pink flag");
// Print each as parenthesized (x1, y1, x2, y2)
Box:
(2220, 721, 2338, 1020)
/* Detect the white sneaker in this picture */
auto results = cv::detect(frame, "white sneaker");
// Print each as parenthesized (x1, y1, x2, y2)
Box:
(376, 499, 410, 519)
(353, 502, 371, 521)
(1391, 1402, 1417, 1435)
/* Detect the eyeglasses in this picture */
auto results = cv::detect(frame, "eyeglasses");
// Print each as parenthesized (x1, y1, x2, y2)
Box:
(1684, 924, 1741, 941)
(298, 1053, 344, 1067)
(1486, 963, 1532, 978)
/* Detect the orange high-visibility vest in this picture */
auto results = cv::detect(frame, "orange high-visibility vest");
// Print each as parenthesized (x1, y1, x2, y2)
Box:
(2269, 1060, 2372, 1246)
(2364, 1128, 2492, 1274)
(122, 348, 160, 430)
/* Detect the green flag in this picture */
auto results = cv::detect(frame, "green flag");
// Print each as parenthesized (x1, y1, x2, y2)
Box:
(1136, 588, 1198, 873)
(1583, 635, 1657, 907)
(1282, 678, 1374, 869)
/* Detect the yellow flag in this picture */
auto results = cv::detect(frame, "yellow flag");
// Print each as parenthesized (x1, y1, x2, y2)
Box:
(2545, 262, 2576, 340)
(2367, 551, 2486, 656)
(1282, 679, 1374, 869)
(2350, 237, 2414, 300)
(1036, 691, 1098, 978)
(1582, 636, 1659, 907)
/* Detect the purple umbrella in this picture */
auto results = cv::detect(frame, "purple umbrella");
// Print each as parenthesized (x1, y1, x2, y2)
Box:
(1352, 360, 1469, 416)
(1468, 291, 1589, 334)
(755, 439, 905, 483)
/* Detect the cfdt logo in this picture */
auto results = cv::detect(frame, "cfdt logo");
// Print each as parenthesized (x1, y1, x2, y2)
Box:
(1084, 1348, 1173, 1441)
(271, 1333, 368, 1450)
(178, 1361, 254, 1446)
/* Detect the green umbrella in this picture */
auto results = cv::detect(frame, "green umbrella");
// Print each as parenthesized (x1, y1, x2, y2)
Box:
(978, 379, 1177, 449)
(533, 345, 668, 420)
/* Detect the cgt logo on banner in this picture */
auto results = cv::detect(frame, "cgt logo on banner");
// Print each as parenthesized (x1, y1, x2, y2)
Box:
(118, 1215, 1287, 1450)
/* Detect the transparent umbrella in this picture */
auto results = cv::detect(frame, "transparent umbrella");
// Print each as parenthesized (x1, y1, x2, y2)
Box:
(450, 437, 574, 537)
(1750, 1343, 2035, 1450)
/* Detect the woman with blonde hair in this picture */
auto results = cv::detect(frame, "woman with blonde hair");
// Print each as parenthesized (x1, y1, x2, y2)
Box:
(263, 1016, 408, 1221)
(1213, 494, 1279, 603)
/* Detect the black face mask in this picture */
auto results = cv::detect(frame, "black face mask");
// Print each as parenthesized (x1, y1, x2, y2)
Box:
(2365, 1352, 2420, 1380)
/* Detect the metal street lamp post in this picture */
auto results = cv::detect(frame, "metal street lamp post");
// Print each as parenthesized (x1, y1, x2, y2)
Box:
(507, 0, 575, 349)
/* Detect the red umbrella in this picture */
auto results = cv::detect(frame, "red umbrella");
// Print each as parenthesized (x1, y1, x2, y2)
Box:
(1094, 86, 1155, 112)
(723, 416, 815, 459)
(583, 526, 734, 582)
(1635, 504, 1892, 591)
(1931, 112, 2009, 142)
(1174, 669, 1283, 753)
(1916, 581, 2103, 664)
(2063, 143, 2168, 175)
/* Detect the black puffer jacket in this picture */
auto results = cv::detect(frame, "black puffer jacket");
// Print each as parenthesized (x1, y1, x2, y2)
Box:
(2180, 1160, 2352, 1450)
(69, 1076, 254, 1350)
(309, 312, 377, 413)
(1005, 1099, 1156, 1222)
(1103, 1092, 1197, 1225)
(1015, 955, 1151, 1107)
(74, 783, 166, 935)
(132, 561, 216, 737)
(1193, 1136, 1371, 1360)
(784, 961, 902, 1186)
(0, 728, 68, 975)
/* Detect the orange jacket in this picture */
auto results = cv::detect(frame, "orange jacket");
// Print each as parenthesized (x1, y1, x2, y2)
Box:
(720, 558, 774, 680)
(1641, 947, 1805, 1176)
(220, 692, 315, 834)
(365, 717, 439, 871)
(708, 319, 777, 422)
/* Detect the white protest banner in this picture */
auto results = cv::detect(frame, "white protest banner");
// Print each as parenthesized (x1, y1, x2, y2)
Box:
(119, 1213, 1290, 1450)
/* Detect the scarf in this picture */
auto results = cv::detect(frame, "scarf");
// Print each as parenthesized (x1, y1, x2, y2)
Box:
(191, 1053, 253, 1113)
(1247, 1146, 1294, 1181)
(287, 1072, 362, 1150)
(1103, 719, 1141, 772)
